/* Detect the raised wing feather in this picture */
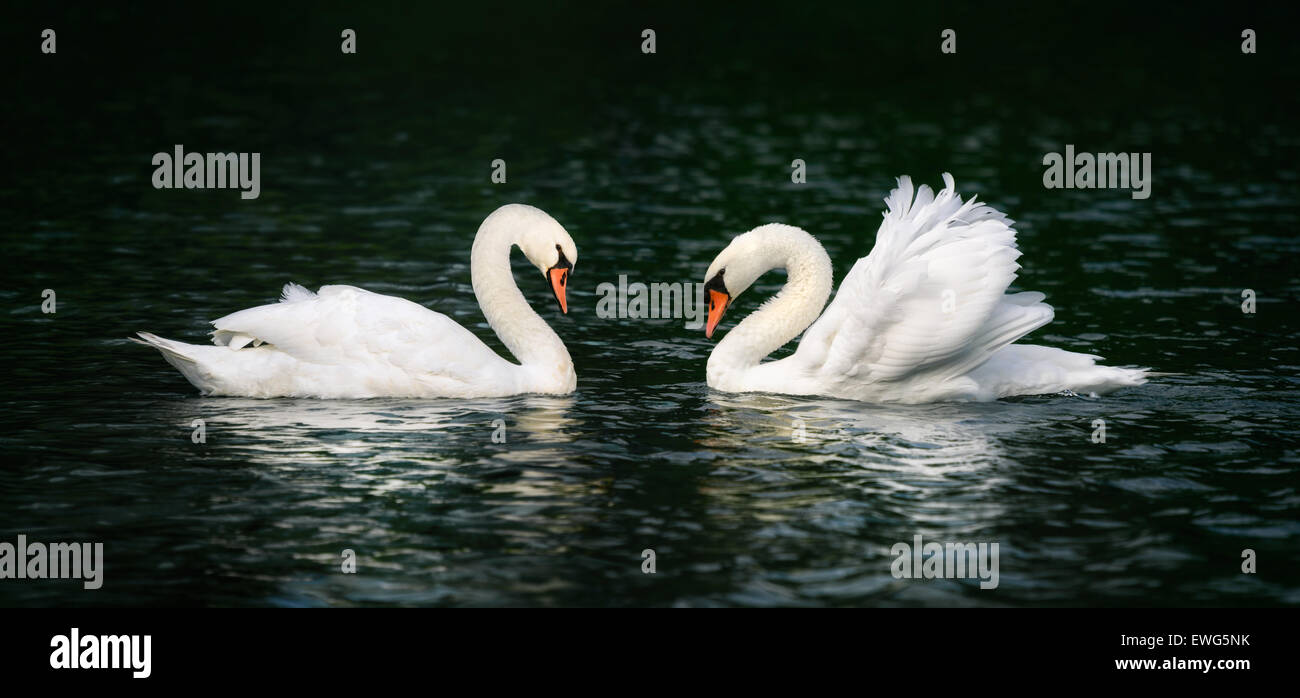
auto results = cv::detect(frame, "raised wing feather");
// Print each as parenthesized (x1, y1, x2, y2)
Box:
(796, 174, 1053, 385)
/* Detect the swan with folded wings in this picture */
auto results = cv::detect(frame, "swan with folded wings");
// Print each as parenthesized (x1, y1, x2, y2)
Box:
(133, 203, 577, 398)
(701, 174, 1147, 403)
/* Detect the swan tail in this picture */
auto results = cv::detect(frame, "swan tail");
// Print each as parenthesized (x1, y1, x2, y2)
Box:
(971, 344, 1148, 398)
(130, 331, 198, 363)
(1073, 362, 1150, 393)
(131, 332, 219, 393)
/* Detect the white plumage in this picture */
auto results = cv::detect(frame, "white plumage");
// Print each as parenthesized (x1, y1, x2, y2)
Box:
(133, 204, 578, 398)
(703, 174, 1148, 402)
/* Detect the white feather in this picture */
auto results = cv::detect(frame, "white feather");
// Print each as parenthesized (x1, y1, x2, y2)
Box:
(706, 174, 1148, 402)
(133, 204, 577, 398)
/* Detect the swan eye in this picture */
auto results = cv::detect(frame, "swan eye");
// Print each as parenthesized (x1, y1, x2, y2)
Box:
(550, 246, 572, 274)
(704, 268, 728, 297)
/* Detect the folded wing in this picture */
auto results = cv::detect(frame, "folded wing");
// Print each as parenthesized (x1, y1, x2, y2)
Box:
(210, 283, 506, 385)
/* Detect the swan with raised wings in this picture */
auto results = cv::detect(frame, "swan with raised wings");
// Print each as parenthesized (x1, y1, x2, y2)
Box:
(701, 174, 1147, 403)
(133, 203, 577, 398)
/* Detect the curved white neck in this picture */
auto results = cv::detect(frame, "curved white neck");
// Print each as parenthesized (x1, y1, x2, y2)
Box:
(709, 229, 833, 371)
(470, 220, 573, 383)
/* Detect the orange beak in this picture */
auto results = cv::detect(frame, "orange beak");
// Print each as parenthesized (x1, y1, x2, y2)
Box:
(705, 288, 730, 338)
(549, 266, 569, 314)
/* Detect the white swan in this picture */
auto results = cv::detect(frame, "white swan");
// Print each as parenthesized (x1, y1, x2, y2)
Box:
(132, 203, 578, 398)
(701, 174, 1148, 403)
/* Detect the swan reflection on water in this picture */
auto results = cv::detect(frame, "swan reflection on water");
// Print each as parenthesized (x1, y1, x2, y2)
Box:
(147, 394, 579, 472)
(696, 391, 1035, 532)
(699, 391, 1018, 474)
(689, 389, 1035, 602)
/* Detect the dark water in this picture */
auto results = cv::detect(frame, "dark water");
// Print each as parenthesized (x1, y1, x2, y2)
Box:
(2, 4, 1298, 606)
